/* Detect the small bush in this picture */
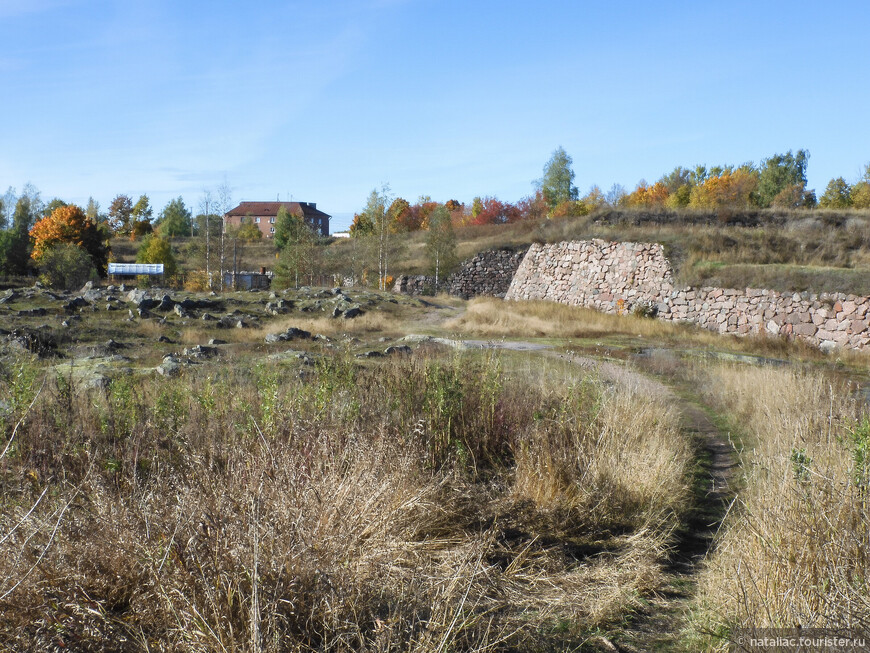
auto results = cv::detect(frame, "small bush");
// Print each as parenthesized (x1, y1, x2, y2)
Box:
(37, 243, 98, 290)
(632, 301, 658, 318)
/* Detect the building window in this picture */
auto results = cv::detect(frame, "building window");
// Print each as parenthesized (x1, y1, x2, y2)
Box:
(270, 227, 275, 234)
(270, 217, 276, 223)
(255, 217, 261, 224)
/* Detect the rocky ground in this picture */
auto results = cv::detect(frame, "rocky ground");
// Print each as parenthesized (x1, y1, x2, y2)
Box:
(0, 281, 458, 391)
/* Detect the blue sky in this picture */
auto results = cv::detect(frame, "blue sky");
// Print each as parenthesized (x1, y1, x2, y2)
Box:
(2, 0, 869, 231)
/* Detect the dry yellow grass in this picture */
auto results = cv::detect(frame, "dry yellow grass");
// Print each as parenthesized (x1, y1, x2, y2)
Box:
(253, 310, 405, 339)
(695, 364, 870, 641)
(444, 297, 863, 363)
(514, 372, 691, 529)
(447, 297, 721, 343)
(0, 349, 692, 650)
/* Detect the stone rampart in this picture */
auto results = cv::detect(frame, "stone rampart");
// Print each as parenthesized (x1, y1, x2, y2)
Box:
(447, 247, 528, 299)
(505, 240, 870, 352)
(393, 275, 437, 296)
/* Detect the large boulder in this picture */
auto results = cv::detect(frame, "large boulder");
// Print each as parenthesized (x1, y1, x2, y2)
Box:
(264, 327, 311, 343)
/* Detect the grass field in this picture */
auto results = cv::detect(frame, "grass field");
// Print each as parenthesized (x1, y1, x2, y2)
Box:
(1, 279, 868, 651)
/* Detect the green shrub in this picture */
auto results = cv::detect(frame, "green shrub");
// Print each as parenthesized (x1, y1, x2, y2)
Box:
(37, 243, 97, 290)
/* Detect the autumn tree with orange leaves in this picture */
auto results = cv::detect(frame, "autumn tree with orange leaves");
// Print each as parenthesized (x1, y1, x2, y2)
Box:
(30, 204, 111, 275)
(689, 168, 758, 209)
(624, 181, 670, 208)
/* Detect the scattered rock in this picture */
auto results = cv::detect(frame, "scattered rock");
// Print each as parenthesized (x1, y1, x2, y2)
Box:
(17, 307, 47, 317)
(819, 340, 838, 354)
(6, 328, 59, 357)
(266, 299, 291, 315)
(157, 335, 173, 343)
(343, 307, 363, 319)
(385, 345, 412, 356)
(157, 356, 183, 377)
(183, 345, 218, 359)
(358, 350, 384, 358)
(265, 327, 312, 343)
(126, 288, 149, 304)
(208, 338, 227, 345)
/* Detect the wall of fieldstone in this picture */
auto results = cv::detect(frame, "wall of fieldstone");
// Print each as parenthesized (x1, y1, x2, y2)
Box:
(393, 275, 437, 295)
(505, 240, 870, 352)
(446, 247, 529, 299)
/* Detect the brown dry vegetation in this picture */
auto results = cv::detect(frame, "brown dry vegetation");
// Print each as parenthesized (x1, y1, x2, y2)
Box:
(0, 348, 691, 651)
(445, 297, 708, 342)
(444, 297, 836, 363)
(693, 364, 870, 644)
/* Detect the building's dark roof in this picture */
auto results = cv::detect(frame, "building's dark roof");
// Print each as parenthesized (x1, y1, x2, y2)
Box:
(225, 201, 331, 220)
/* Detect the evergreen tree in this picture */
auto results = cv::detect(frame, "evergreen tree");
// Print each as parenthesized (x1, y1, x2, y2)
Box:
(0, 194, 40, 275)
(274, 205, 305, 250)
(156, 197, 192, 237)
(819, 177, 852, 209)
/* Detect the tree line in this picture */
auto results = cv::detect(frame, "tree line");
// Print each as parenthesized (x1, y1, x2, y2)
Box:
(346, 148, 870, 239)
(3, 147, 869, 290)
(0, 184, 245, 290)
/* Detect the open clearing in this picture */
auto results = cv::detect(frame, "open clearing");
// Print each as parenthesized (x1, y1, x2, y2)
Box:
(1, 283, 867, 651)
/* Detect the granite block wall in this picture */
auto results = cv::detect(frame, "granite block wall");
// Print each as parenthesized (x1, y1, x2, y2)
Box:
(446, 247, 528, 299)
(505, 240, 870, 352)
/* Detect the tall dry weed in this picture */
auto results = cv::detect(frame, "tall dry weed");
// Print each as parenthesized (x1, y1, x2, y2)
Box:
(0, 352, 691, 651)
(696, 364, 870, 639)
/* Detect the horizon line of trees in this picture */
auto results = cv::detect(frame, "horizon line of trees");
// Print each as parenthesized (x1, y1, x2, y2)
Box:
(344, 148, 870, 235)
(4, 147, 870, 289)
(0, 183, 247, 290)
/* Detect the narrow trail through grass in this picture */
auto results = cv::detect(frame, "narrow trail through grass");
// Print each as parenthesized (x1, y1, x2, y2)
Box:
(461, 342, 739, 652)
(558, 352, 737, 652)
(614, 399, 736, 652)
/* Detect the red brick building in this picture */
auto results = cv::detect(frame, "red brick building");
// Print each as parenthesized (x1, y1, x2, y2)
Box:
(223, 201, 331, 238)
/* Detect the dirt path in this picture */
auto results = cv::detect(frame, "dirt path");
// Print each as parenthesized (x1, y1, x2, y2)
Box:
(458, 341, 738, 652)
(551, 350, 737, 652)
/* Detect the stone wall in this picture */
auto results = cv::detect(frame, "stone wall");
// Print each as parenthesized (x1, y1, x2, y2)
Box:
(505, 240, 870, 352)
(393, 275, 437, 296)
(447, 247, 529, 299)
